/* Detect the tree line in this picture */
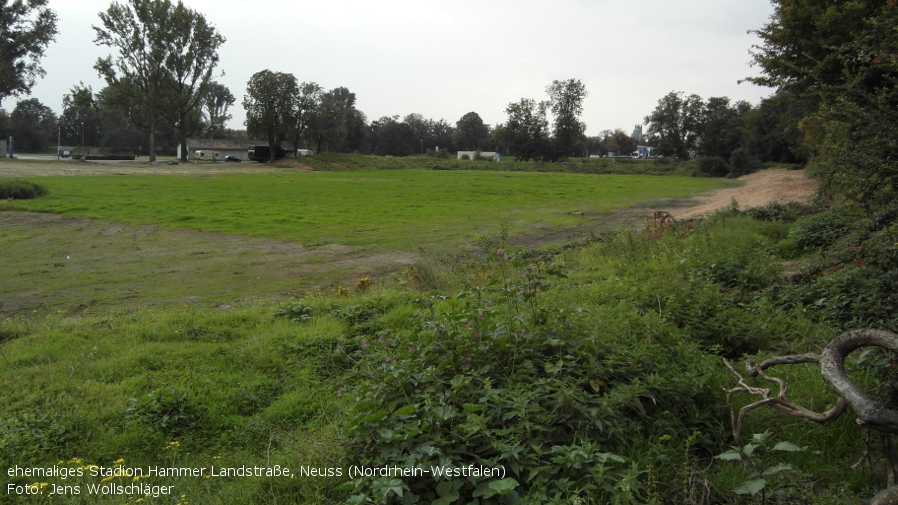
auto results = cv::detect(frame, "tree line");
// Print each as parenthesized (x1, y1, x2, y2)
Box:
(0, 0, 853, 175)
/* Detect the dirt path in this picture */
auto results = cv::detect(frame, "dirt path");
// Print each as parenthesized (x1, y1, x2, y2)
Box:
(671, 168, 817, 220)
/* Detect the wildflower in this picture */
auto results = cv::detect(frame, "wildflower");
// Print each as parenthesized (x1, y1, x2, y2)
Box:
(362, 343, 370, 349)
(385, 357, 391, 363)
(461, 357, 470, 368)
(496, 248, 503, 255)
(466, 322, 473, 329)
(474, 333, 481, 339)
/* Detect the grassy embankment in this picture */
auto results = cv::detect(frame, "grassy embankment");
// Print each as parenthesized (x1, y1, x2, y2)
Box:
(1, 162, 891, 504)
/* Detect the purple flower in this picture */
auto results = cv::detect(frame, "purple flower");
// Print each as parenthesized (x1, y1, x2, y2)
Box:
(474, 333, 481, 339)
(362, 343, 370, 349)
(497, 248, 503, 255)
(385, 357, 391, 363)
(466, 322, 473, 329)
(461, 357, 470, 368)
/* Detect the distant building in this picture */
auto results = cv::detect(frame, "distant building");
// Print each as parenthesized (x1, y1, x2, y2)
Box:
(632, 125, 643, 143)
(178, 139, 298, 161)
(457, 151, 500, 161)
(635, 145, 653, 158)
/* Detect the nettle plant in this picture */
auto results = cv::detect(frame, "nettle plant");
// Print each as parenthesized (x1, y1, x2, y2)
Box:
(340, 247, 724, 504)
(714, 430, 810, 503)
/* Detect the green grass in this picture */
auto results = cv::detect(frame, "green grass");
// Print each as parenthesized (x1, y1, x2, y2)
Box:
(9, 170, 729, 250)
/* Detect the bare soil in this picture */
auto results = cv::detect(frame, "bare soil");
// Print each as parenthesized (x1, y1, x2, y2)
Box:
(0, 162, 817, 313)
(671, 168, 818, 220)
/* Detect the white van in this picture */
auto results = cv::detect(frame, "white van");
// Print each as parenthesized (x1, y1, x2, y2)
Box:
(194, 150, 220, 161)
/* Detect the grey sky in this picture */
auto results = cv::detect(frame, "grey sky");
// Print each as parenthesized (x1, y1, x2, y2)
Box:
(3, 0, 776, 137)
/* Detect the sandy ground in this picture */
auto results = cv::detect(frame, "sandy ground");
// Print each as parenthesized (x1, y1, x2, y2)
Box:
(671, 168, 818, 220)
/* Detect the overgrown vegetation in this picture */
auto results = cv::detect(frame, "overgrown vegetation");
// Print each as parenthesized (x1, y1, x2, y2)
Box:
(3, 187, 897, 503)
(0, 179, 48, 199)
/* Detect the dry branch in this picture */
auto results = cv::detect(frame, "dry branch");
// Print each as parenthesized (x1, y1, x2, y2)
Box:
(819, 329, 898, 434)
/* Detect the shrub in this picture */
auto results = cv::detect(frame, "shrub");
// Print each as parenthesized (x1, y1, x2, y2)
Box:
(0, 179, 49, 199)
(727, 147, 761, 178)
(698, 156, 731, 177)
(789, 209, 854, 251)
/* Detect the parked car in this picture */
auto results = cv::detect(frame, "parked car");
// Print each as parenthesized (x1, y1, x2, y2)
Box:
(224, 155, 241, 162)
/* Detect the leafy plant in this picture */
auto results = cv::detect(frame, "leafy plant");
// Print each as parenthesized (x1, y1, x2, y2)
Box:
(0, 179, 48, 200)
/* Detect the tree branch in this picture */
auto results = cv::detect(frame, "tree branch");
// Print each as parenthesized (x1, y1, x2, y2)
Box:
(820, 329, 898, 434)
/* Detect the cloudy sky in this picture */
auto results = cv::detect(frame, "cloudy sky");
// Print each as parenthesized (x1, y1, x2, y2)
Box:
(4, 0, 776, 137)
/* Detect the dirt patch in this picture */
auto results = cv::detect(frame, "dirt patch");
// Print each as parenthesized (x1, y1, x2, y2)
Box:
(510, 168, 818, 248)
(0, 158, 301, 177)
(671, 169, 817, 220)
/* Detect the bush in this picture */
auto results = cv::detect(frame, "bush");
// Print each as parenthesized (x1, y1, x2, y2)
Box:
(728, 147, 761, 178)
(698, 156, 731, 177)
(789, 209, 854, 251)
(0, 179, 49, 199)
(340, 250, 728, 504)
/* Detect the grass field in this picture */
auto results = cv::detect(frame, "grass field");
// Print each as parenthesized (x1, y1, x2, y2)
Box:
(0, 169, 730, 314)
(7, 170, 729, 249)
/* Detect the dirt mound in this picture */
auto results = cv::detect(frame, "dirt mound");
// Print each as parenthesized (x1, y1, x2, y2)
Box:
(672, 168, 817, 220)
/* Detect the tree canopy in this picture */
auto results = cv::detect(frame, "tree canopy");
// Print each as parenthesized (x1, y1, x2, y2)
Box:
(93, 0, 225, 161)
(243, 70, 297, 162)
(0, 0, 58, 100)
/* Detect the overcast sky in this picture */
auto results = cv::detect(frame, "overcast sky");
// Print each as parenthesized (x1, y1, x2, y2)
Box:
(3, 0, 776, 137)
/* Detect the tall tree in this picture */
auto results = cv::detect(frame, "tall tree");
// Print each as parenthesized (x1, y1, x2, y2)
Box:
(454, 112, 490, 151)
(644, 91, 703, 158)
(96, 85, 145, 153)
(159, 2, 225, 161)
(93, 0, 224, 162)
(696, 97, 749, 160)
(403, 113, 430, 155)
(546, 78, 588, 159)
(370, 115, 415, 156)
(10, 98, 56, 152)
(243, 70, 297, 163)
(0, 0, 58, 100)
(202, 81, 234, 140)
(284, 81, 322, 152)
(749, 0, 898, 212)
(307, 87, 355, 153)
(498, 98, 549, 161)
(59, 83, 102, 148)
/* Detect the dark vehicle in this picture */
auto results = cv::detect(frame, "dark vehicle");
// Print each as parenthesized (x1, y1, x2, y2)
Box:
(224, 155, 241, 162)
(248, 145, 290, 162)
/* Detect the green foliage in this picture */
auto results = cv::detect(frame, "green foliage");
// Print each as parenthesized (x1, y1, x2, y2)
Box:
(0, 179, 48, 199)
(698, 156, 732, 177)
(789, 208, 854, 251)
(728, 147, 762, 178)
(0, 0, 58, 100)
(124, 386, 205, 438)
(743, 201, 816, 223)
(714, 431, 812, 503)
(341, 248, 727, 504)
